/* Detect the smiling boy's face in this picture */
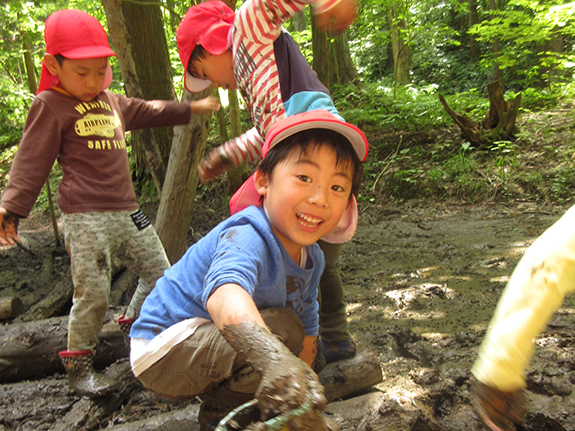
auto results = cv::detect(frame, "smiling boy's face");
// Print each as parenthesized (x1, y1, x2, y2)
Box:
(255, 142, 354, 262)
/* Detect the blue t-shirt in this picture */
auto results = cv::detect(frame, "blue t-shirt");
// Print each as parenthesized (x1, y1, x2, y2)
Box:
(131, 206, 324, 339)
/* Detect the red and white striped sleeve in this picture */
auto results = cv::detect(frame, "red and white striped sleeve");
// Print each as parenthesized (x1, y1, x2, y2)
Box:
(215, 126, 266, 167)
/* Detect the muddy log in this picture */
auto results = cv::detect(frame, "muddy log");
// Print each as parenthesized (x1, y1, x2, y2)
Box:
(17, 267, 138, 323)
(0, 312, 128, 383)
(319, 346, 383, 402)
(438, 80, 521, 148)
(107, 404, 200, 431)
(16, 269, 74, 322)
(0, 296, 24, 321)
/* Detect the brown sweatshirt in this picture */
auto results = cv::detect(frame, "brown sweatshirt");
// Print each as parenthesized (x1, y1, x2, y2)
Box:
(1, 89, 191, 217)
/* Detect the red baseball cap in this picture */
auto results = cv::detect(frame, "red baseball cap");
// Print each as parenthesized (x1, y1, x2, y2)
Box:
(37, 9, 117, 94)
(229, 110, 369, 243)
(177, 1, 235, 92)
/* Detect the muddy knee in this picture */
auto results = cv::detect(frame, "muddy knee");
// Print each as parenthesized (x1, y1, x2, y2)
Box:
(260, 308, 305, 355)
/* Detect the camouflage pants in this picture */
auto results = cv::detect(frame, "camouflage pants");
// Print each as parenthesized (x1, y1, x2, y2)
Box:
(62, 210, 170, 352)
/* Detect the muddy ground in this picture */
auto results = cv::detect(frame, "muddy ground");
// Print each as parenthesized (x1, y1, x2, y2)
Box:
(1, 198, 575, 430)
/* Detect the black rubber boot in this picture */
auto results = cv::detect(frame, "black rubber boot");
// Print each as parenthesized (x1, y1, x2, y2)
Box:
(117, 315, 135, 349)
(198, 384, 255, 431)
(59, 350, 116, 398)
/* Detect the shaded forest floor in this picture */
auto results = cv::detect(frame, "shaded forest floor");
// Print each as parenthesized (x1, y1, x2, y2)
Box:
(1, 103, 575, 430)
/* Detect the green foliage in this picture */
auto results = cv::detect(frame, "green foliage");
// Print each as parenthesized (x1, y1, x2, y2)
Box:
(333, 81, 492, 132)
(468, 0, 575, 88)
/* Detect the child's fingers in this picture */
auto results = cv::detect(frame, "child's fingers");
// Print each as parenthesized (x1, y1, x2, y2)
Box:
(0, 210, 20, 246)
(315, 0, 357, 33)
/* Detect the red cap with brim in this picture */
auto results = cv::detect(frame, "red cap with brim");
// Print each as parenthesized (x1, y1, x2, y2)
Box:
(37, 9, 117, 94)
(229, 110, 369, 243)
(177, 1, 235, 92)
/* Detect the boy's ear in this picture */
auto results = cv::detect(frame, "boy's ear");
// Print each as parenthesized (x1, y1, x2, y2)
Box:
(44, 54, 59, 75)
(254, 170, 270, 198)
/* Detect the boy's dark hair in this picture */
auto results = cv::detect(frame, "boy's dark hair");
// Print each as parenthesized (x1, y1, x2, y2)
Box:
(54, 54, 66, 65)
(258, 128, 363, 199)
(187, 45, 209, 78)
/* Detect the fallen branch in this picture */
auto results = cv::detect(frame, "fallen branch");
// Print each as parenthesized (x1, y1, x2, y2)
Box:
(0, 311, 128, 383)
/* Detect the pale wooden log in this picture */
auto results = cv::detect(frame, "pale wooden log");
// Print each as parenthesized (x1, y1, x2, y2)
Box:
(0, 311, 128, 383)
(319, 346, 383, 402)
(0, 297, 24, 320)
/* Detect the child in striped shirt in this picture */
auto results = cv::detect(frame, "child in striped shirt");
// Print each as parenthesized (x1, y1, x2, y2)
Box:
(176, 0, 360, 366)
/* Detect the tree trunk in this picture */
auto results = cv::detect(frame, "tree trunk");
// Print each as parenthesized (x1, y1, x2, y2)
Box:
(102, 0, 167, 195)
(488, 0, 503, 82)
(468, 0, 480, 61)
(155, 89, 216, 263)
(438, 80, 521, 148)
(0, 313, 127, 383)
(386, 7, 412, 87)
(119, 0, 177, 185)
(311, 19, 358, 88)
(226, 89, 248, 194)
(291, 11, 306, 32)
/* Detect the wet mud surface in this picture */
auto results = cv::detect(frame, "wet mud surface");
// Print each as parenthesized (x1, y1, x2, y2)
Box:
(2, 201, 575, 430)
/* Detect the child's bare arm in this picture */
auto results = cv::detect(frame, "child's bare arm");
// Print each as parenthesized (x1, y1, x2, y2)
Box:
(206, 283, 266, 329)
(0, 207, 20, 246)
(190, 96, 221, 115)
(314, 0, 357, 33)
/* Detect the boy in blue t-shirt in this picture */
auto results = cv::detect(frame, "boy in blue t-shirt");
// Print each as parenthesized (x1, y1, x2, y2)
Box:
(130, 110, 368, 431)
(177, 0, 360, 364)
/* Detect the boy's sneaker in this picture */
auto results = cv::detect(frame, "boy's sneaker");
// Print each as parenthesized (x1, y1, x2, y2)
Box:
(321, 338, 356, 363)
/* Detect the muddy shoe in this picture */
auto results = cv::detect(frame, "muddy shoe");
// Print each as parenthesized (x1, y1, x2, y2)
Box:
(321, 338, 356, 363)
(59, 350, 116, 398)
(117, 315, 136, 349)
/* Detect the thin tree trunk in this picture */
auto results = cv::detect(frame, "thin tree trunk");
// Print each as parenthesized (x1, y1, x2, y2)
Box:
(102, 0, 167, 195)
(226, 89, 247, 194)
(292, 11, 306, 32)
(386, 7, 412, 88)
(155, 89, 216, 263)
(488, 0, 503, 82)
(23, 30, 60, 246)
(468, 0, 480, 61)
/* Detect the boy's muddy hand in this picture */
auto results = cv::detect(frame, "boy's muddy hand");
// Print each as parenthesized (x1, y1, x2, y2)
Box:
(198, 150, 230, 182)
(190, 96, 221, 114)
(256, 353, 327, 422)
(315, 0, 357, 33)
(222, 321, 329, 426)
(0, 208, 20, 246)
(473, 382, 523, 431)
